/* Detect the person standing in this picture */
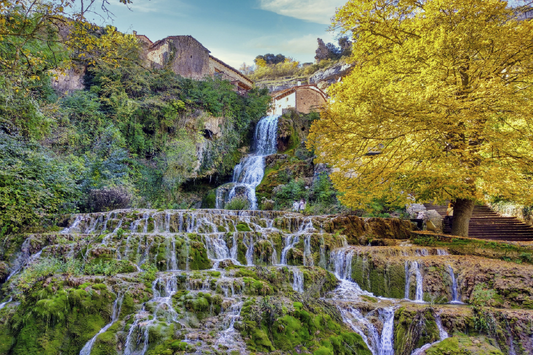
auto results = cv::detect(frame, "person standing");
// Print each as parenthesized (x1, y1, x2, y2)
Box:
(444, 202, 454, 233)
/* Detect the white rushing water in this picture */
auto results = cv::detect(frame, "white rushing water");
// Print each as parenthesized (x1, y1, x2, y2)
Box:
(292, 268, 304, 293)
(379, 308, 395, 355)
(447, 265, 462, 304)
(80, 293, 124, 355)
(280, 235, 300, 265)
(303, 235, 314, 267)
(0, 297, 12, 310)
(339, 306, 396, 355)
(405, 261, 425, 302)
(214, 302, 244, 352)
(411, 314, 448, 355)
(226, 115, 280, 210)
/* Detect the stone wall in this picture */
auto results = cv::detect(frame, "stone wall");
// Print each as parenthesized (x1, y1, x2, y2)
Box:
(50, 67, 85, 94)
(147, 36, 211, 80)
(209, 56, 253, 90)
(295, 87, 326, 114)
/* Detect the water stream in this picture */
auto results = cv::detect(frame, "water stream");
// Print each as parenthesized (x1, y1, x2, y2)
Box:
(221, 114, 280, 210)
(80, 293, 124, 355)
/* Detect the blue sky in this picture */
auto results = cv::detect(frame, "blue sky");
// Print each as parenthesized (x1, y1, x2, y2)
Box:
(101, 0, 346, 68)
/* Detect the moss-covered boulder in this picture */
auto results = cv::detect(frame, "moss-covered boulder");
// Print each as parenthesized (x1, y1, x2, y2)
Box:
(425, 335, 503, 355)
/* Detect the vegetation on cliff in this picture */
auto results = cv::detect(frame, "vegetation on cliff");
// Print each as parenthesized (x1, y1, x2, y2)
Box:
(0, 2, 271, 237)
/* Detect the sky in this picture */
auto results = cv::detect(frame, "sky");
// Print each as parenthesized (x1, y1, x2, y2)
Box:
(97, 0, 347, 68)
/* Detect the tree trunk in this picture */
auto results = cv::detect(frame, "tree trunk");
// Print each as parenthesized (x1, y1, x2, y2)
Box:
(451, 199, 475, 237)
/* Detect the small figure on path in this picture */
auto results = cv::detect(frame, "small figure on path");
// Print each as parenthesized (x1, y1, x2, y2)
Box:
(298, 199, 306, 212)
(292, 201, 300, 212)
(444, 202, 454, 233)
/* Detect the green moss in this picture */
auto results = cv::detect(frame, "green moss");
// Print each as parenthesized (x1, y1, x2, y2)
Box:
(394, 307, 440, 355)
(426, 335, 503, 355)
(240, 297, 371, 355)
(236, 223, 252, 232)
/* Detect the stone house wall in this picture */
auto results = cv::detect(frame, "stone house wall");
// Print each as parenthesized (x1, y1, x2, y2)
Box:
(295, 87, 327, 114)
(209, 56, 253, 91)
(269, 85, 327, 115)
(147, 36, 211, 80)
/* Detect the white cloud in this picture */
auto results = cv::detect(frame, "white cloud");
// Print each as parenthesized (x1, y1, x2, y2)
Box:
(258, 0, 346, 24)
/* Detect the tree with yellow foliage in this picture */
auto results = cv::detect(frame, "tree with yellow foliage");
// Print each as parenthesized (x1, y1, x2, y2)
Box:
(308, 0, 533, 237)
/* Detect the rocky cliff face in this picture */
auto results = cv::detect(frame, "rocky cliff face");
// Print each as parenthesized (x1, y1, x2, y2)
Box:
(0, 209, 532, 354)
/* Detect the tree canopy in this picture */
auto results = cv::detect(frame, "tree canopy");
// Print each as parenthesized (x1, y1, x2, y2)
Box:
(308, 0, 533, 236)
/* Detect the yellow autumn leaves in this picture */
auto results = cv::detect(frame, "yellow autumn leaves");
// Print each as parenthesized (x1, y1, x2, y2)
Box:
(308, 0, 533, 209)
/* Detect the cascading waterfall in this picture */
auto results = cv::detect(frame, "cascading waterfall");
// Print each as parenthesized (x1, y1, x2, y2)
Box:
(292, 268, 304, 293)
(124, 275, 180, 355)
(80, 293, 124, 355)
(51, 209, 476, 355)
(243, 235, 255, 266)
(330, 249, 354, 281)
(405, 261, 424, 302)
(411, 314, 448, 355)
(214, 302, 244, 351)
(304, 235, 314, 267)
(280, 235, 299, 265)
(226, 115, 280, 210)
(447, 265, 461, 304)
(339, 306, 396, 355)
(414, 261, 424, 302)
(379, 307, 395, 355)
(0, 297, 12, 310)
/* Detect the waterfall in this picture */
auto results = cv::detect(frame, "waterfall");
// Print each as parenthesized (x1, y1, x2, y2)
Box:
(436, 315, 448, 340)
(411, 314, 448, 355)
(447, 266, 461, 304)
(404, 261, 411, 299)
(6, 239, 42, 282)
(243, 235, 255, 266)
(303, 235, 314, 267)
(405, 261, 424, 302)
(214, 302, 244, 351)
(80, 293, 124, 355)
(168, 237, 178, 271)
(379, 307, 395, 355)
(292, 268, 304, 293)
(280, 235, 299, 265)
(339, 306, 395, 355)
(226, 115, 280, 210)
(330, 249, 354, 281)
(414, 261, 424, 302)
(0, 297, 12, 310)
(437, 249, 449, 256)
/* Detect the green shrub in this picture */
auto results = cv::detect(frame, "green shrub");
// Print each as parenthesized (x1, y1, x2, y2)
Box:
(225, 197, 250, 210)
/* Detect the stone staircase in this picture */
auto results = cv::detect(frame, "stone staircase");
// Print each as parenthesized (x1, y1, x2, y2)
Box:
(424, 203, 533, 241)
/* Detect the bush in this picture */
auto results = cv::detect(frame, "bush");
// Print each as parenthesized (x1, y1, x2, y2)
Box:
(0, 133, 81, 235)
(225, 197, 250, 210)
(87, 187, 132, 212)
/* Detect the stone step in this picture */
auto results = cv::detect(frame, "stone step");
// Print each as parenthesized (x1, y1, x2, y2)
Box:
(425, 203, 533, 241)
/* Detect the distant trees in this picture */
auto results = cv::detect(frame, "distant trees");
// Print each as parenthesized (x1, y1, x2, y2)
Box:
(315, 37, 352, 62)
(254, 54, 287, 66)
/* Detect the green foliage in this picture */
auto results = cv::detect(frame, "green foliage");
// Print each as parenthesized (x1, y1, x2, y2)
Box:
(0, 133, 81, 235)
(13, 257, 132, 294)
(0, 20, 271, 226)
(225, 197, 250, 211)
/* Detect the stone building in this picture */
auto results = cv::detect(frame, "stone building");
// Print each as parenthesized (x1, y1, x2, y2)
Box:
(136, 33, 253, 92)
(269, 84, 327, 115)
